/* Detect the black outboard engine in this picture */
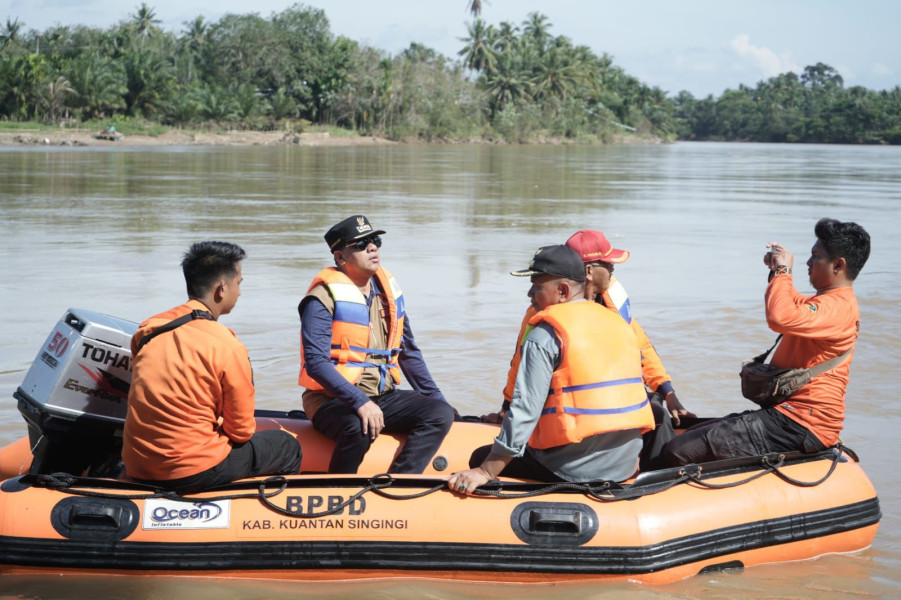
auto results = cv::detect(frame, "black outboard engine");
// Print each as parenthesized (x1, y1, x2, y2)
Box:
(14, 309, 136, 476)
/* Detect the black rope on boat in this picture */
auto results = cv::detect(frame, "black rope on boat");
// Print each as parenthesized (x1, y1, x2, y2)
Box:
(679, 448, 843, 490)
(770, 445, 844, 487)
(30, 473, 291, 504)
(256, 474, 400, 518)
(26, 447, 848, 518)
(679, 454, 786, 489)
(470, 473, 693, 501)
(367, 474, 446, 500)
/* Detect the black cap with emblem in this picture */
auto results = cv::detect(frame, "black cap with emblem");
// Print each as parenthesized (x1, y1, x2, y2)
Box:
(324, 215, 387, 251)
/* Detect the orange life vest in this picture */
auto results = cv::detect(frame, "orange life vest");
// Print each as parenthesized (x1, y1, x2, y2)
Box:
(527, 301, 654, 450)
(502, 306, 538, 408)
(299, 266, 405, 391)
(503, 276, 669, 408)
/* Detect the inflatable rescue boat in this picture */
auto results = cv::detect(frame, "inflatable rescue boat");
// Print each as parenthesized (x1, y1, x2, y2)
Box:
(0, 309, 882, 584)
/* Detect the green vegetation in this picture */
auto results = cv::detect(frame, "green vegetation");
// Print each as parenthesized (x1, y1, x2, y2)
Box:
(674, 64, 901, 144)
(1, 4, 899, 144)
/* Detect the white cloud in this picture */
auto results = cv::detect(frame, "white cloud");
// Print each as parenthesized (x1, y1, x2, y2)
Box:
(730, 34, 800, 78)
(872, 62, 893, 76)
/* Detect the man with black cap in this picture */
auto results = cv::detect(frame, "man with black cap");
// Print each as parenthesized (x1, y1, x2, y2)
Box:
(485, 229, 692, 470)
(490, 229, 693, 427)
(298, 215, 455, 474)
(447, 245, 655, 494)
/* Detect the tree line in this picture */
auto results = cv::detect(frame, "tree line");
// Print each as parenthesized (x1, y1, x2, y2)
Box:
(1, 3, 898, 144)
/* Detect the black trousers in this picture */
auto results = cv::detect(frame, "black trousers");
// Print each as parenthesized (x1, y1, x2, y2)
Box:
(640, 398, 676, 472)
(662, 407, 827, 467)
(468, 398, 675, 478)
(135, 429, 301, 493)
(310, 389, 455, 474)
(468, 444, 564, 482)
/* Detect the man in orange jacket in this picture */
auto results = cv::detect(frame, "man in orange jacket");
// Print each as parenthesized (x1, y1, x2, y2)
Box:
(123, 241, 301, 492)
(663, 218, 871, 465)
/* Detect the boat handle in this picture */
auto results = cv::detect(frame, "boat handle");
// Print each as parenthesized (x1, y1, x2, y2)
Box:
(528, 509, 582, 535)
(68, 504, 123, 530)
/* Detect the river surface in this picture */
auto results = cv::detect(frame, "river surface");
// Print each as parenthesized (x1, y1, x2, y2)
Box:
(0, 142, 899, 598)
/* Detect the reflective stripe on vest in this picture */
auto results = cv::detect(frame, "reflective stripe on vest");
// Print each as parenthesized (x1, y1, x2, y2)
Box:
(527, 301, 654, 450)
(504, 279, 634, 409)
(299, 266, 405, 391)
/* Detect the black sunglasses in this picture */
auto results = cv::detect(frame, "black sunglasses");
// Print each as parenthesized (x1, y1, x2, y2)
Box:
(346, 235, 382, 251)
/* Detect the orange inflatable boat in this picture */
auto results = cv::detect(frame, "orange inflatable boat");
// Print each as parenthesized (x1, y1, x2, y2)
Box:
(0, 309, 882, 584)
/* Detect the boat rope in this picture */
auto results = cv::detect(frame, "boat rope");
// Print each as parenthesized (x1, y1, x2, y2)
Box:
(25, 447, 847, 517)
(30, 472, 292, 504)
(677, 446, 844, 490)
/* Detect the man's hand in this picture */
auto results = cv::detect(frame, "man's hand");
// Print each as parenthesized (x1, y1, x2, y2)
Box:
(765, 243, 794, 271)
(479, 412, 503, 424)
(356, 401, 384, 440)
(447, 467, 493, 496)
(664, 391, 695, 427)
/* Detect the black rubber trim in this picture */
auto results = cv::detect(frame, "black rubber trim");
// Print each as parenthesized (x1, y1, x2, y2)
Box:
(0, 498, 880, 575)
(50, 497, 140, 542)
(510, 501, 599, 547)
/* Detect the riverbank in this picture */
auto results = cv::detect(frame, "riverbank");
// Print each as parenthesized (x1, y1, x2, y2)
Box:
(0, 128, 396, 147)
(0, 126, 664, 147)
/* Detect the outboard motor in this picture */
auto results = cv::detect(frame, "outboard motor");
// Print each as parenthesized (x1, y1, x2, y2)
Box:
(14, 309, 136, 476)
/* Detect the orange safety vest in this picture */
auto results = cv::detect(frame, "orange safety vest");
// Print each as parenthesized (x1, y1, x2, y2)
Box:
(503, 276, 671, 407)
(526, 301, 654, 450)
(299, 266, 405, 391)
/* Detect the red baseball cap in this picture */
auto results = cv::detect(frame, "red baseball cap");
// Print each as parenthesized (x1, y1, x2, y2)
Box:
(565, 230, 630, 264)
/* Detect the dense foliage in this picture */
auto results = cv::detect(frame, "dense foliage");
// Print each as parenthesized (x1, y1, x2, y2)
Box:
(1, 4, 898, 144)
(674, 64, 901, 144)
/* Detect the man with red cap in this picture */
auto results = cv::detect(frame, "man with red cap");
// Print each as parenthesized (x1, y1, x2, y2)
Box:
(485, 229, 693, 471)
(563, 229, 693, 425)
(449, 244, 655, 494)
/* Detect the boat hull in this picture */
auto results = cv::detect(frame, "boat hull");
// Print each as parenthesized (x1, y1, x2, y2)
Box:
(0, 449, 881, 584)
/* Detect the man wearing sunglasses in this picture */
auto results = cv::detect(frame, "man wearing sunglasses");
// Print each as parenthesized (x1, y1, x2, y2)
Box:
(298, 215, 455, 474)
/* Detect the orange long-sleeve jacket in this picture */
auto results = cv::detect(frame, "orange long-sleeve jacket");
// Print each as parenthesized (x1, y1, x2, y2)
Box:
(766, 273, 859, 446)
(122, 299, 256, 481)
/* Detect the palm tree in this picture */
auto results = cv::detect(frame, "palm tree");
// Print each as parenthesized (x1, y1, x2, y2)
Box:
(67, 55, 127, 119)
(231, 83, 264, 121)
(38, 75, 75, 122)
(122, 50, 173, 116)
(195, 84, 238, 122)
(0, 53, 47, 119)
(483, 51, 531, 115)
(267, 87, 300, 120)
(180, 16, 207, 83)
(131, 3, 161, 41)
(1, 18, 22, 52)
(492, 21, 518, 54)
(458, 19, 496, 74)
(522, 12, 551, 55)
(466, 1, 487, 17)
(530, 45, 584, 102)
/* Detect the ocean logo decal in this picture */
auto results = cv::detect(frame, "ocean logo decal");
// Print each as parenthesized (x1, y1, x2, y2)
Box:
(143, 499, 231, 530)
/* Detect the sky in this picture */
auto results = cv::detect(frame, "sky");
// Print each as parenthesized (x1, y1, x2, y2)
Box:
(3, 0, 899, 98)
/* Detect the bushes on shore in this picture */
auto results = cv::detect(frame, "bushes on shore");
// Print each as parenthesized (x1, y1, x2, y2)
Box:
(1, 4, 898, 144)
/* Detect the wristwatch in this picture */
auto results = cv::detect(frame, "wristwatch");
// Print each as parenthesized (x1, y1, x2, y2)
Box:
(774, 265, 792, 275)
